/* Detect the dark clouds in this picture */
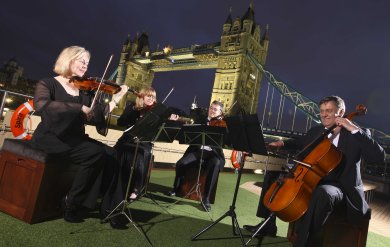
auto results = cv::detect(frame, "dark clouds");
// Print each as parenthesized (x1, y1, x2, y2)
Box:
(1, 0, 389, 133)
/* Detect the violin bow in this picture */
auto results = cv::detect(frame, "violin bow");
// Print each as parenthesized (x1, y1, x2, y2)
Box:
(161, 87, 174, 104)
(226, 100, 238, 113)
(90, 54, 114, 108)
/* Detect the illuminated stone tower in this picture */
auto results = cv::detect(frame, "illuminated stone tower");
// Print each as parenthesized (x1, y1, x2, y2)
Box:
(115, 2, 269, 117)
(115, 32, 155, 110)
(210, 3, 269, 115)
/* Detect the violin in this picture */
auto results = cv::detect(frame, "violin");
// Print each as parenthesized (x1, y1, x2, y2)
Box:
(209, 115, 227, 128)
(139, 102, 194, 124)
(71, 76, 138, 95)
(70, 77, 120, 94)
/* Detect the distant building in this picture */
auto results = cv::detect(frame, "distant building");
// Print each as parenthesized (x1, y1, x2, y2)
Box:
(0, 58, 36, 96)
(0, 58, 24, 86)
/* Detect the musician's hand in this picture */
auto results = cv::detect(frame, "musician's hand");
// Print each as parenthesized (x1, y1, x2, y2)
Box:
(268, 140, 284, 150)
(81, 105, 92, 115)
(335, 116, 359, 132)
(111, 85, 128, 105)
(118, 85, 128, 97)
(169, 114, 179, 121)
(81, 105, 93, 120)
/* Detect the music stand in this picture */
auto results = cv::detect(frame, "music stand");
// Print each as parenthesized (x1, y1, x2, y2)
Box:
(102, 103, 171, 246)
(135, 122, 182, 214)
(153, 122, 182, 143)
(172, 124, 225, 212)
(191, 114, 267, 246)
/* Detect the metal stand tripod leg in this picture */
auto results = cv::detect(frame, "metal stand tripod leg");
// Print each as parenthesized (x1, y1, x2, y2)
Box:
(102, 140, 153, 247)
(167, 146, 213, 219)
(167, 153, 204, 206)
(183, 148, 205, 205)
(245, 213, 275, 246)
(135, 151, 172, 216)
(191, 158, 246, 246)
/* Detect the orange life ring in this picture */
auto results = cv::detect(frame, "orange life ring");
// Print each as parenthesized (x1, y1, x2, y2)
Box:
(10, 99, 34, 140)
(230, 150, 250, 169)
(230, 150, 243, 169)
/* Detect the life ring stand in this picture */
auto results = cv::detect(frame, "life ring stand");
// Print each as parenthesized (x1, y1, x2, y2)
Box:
(10, 99, 34, 140)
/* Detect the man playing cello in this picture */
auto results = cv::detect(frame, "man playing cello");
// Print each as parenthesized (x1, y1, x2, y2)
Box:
(244, 95, 385, 246)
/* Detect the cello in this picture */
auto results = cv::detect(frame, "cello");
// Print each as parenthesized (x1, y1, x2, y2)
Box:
(263, 104, 367, 222)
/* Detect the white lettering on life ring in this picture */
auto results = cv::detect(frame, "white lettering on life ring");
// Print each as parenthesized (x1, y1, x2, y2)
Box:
(10, 99, 34, 140)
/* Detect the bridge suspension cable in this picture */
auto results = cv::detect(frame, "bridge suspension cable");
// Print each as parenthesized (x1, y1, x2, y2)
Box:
(247, 51, 390, 148)
(246, 51, 321, 124)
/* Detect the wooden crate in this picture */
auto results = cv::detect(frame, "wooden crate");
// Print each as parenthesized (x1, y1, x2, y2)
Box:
(0, 139, 78, 224)
(179, 163, 219, 204)
(287, 207, 370, 247)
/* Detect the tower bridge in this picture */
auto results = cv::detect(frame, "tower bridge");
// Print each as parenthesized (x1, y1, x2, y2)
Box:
(110, 2, 389, 171)
(133, 42, 220, 72)
(115, 3, 268, 117)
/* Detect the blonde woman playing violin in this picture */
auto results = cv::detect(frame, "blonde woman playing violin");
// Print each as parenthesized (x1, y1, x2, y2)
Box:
(31, 46, 129, 229)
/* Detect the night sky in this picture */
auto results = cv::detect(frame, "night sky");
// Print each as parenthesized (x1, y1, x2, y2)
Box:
(1, 0, 389, 134)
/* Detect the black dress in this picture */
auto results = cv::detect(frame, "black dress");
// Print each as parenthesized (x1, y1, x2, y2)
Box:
(31, 78, 123, 214)
(115, 103, 153, 196)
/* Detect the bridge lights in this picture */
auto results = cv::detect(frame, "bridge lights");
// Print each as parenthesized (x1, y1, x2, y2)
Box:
(163, 45, 173, 55)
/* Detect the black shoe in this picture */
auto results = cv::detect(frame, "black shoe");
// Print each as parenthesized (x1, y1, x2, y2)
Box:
(62, 197, 84, 223)
(201, 199, 211, 212)
(166, 190, 177, 196)
(109, 216, 129, 230)
(243, 221, 277, 237)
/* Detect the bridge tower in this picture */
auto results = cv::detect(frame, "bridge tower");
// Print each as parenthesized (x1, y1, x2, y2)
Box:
(211, 3, 269, 115)
(115, 32, 155, 110)
(114, 2, 269, 117)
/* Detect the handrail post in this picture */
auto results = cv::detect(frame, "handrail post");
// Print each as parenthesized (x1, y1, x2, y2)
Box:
(0, 91, 8, 120)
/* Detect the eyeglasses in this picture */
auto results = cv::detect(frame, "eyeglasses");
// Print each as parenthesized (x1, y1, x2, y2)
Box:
(145, 94, 156, 99)
(76, 59, 89, 66)
(209, 106, 221, 112)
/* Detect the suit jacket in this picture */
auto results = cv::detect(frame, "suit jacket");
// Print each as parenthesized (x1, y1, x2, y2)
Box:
(295, 125, 386, 222)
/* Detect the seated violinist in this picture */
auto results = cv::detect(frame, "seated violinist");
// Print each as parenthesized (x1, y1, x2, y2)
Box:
(31, 46, 129, 229)
(167, 100, 226, 211)
(244, 95, 386, 246)
(115, 86, 179, 201)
